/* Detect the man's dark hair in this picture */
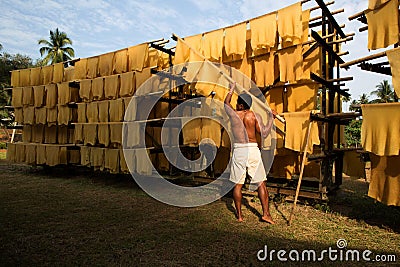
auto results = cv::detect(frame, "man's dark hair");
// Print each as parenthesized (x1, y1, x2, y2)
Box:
(237, 93, 252, 110)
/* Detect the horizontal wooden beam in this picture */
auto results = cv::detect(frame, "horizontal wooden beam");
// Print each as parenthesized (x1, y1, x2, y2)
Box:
(326, 112, 361, 118)
(310, 113, 356, 125)
(327, 36, 353, 45)
(147, 38, 164, 44)
(349, 11, 367, 24)
(327, 76, 353, 83)
(153, 40, 170, 46)
(340, 51, 386, 68)
(348, 11, 364, 21)
(151, 69, 187, 83)
(309, 18, 345, 29)
(6, 125, 23, 130)
(310, 72, 350, 97)
(310, 1, 334, 12)
(309, 8, 344, 23)
(150, 43, 175, 56)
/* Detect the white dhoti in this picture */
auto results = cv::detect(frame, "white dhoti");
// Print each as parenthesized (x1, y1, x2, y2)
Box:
(230, 143, 267, 185)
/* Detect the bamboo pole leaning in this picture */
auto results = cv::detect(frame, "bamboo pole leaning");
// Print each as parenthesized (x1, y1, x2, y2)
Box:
(288, 119, 313, 226)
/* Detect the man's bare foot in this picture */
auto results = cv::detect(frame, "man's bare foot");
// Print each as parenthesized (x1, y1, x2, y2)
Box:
(237, 216, 244, 222)
(261, 215, 275, 224)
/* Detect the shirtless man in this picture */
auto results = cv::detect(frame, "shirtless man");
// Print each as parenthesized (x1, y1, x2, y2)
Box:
(224, 82, 275, 224)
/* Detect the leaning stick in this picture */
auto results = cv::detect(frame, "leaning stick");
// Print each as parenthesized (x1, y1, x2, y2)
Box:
(288, 118, 313, 226)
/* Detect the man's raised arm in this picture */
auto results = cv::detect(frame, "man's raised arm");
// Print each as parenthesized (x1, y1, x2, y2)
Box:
(224, 82, 235, 115)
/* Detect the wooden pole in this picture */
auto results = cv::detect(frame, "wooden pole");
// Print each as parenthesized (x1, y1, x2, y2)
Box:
(327, 36, 353, 45)
(153, 40, 170, 46)
(348, 11, 365, 21)
(288, 119, 313, 226)
(340, 51, 387, 68)
(147, 38, 164, 44)
(327, 76, 353, 83)
(309, 8, 344, 23)
(310, 1, 334, 12)
(337, 51, 349, 57)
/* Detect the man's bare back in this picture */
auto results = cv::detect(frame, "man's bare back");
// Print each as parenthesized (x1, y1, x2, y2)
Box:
(224, 95, 272, 144)
(232, 110, 259, 144)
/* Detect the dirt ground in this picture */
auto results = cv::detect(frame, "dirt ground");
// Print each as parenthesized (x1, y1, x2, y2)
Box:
(0, 160, 399, 266)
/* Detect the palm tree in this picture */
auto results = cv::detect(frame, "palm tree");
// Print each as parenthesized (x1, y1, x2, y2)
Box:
(370, 80, 394, 103)
(359, 93, 369, 104)
(342, 95, 351, 103)
(38, 28, 75, 65)
(349, 99, 359, 111)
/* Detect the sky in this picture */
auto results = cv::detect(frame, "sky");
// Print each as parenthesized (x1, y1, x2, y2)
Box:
(0, 0, 392, 105)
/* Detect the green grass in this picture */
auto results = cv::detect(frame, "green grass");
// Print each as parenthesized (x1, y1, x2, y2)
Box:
(0, 151, 6, 160)
(0, 161, 399, 266)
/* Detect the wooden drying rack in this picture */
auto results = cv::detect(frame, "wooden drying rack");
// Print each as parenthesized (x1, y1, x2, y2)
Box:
(146, 0, 357, 199)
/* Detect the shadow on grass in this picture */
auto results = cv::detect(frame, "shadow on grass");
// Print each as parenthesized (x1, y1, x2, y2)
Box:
(28, 164, 142, 189)
(0, 162, 399, 266)
(328, 178, 400, 234)
(6, 162, 400, 234)
(273, 202, 290, 225)
(222, 193, 287, 224)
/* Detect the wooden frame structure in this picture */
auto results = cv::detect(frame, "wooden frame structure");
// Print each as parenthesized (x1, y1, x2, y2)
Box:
(142, 0, 357, 200)
(252, 0, 355, 199)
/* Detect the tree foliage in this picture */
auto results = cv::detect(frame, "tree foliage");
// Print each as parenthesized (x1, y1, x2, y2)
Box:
(349, 93, 369, 111)
(370, 80, 394, 103)
(0, 45, 34, 123)
(38, 28, 75, 65)
(0, 52, 33, 89)
(345, 93, 371, 146)
(345, 120, 362, 147)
